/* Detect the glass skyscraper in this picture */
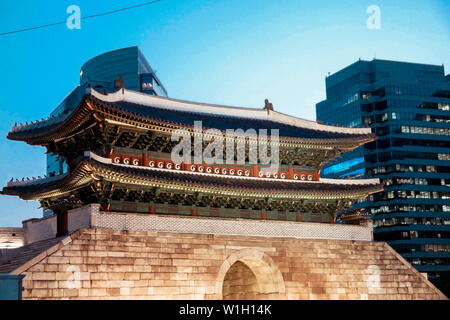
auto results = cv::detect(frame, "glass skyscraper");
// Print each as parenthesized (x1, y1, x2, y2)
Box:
(44, 47, 168, 216)
(316, 59, 450, 295)
(80, 46, 167, 96)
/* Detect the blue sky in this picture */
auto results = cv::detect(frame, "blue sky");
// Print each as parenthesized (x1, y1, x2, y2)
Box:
(0, 0, 448, 226)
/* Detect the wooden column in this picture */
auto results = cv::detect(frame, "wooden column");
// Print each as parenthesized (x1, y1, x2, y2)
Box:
(55, 208, 69, 237)
(330, 215, 336, 224)
(288, 167, 294, 179)
(252, 165, 259, 177)
(101, 202, 109, 212)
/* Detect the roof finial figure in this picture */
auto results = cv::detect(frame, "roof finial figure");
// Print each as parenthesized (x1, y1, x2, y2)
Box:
(263, 99, 274, 114)
(114, 75, 125, 93)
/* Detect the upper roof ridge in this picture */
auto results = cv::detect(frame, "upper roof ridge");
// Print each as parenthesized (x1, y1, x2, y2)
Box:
(88, 87, 372, 135)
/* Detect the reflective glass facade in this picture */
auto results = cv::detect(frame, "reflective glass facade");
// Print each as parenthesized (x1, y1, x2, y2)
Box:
(316, 59, 450, 296)
(80, 46, 168, 96)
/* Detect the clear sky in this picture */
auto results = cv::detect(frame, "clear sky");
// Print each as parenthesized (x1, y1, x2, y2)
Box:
(0, 0, 448, 226)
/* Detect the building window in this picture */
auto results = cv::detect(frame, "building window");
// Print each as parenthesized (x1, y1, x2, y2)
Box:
(438, 103, 450, 111)
(438, 154, 450, 161)
(323, 157, 364, 176)
(400, 125, 450, 136)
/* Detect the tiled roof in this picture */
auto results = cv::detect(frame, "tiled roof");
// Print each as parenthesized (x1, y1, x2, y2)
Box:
(1, 153, 383, 201)
(108, 100, 362, 139)
(8, 87, 374, 143)
(0, 236, 66, 274)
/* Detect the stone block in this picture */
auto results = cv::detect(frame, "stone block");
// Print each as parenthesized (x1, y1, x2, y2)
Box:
(63, 289, 79, 297)
(32, 272, 56, 281)
(90, 288, 107, 297)
(47, 257, 70, 264)
(107, 288, 121, 296)
(122, 272, 139, 280)
(31, 289, 49, 298)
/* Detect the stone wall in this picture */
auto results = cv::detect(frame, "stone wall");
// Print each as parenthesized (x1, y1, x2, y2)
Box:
(21, 204, 96, 245)
(68, 205, 95, 233)
(17, 228, 445, 300)
(93, 209, 373, 242)
(0, 227, 24, 249)
(18, 204, 374, 245)
(22, 216, 56, 245)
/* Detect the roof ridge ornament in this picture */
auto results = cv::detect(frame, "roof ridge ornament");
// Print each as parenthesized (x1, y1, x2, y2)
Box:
(263, 99, 274, 114)
(114, 75, 125, 93)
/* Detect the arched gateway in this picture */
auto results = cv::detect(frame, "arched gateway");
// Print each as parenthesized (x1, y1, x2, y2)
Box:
(216, 249, 286, 300)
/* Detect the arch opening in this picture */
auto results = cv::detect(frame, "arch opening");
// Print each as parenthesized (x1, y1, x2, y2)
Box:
(222, 261, 259, 300)
(217, 249, 286, 300)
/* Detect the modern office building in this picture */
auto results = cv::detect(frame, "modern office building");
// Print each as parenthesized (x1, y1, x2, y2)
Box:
(44, 47, 168, 216)
(80, 46, 167, 96)
(316, 59, 450, 295)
